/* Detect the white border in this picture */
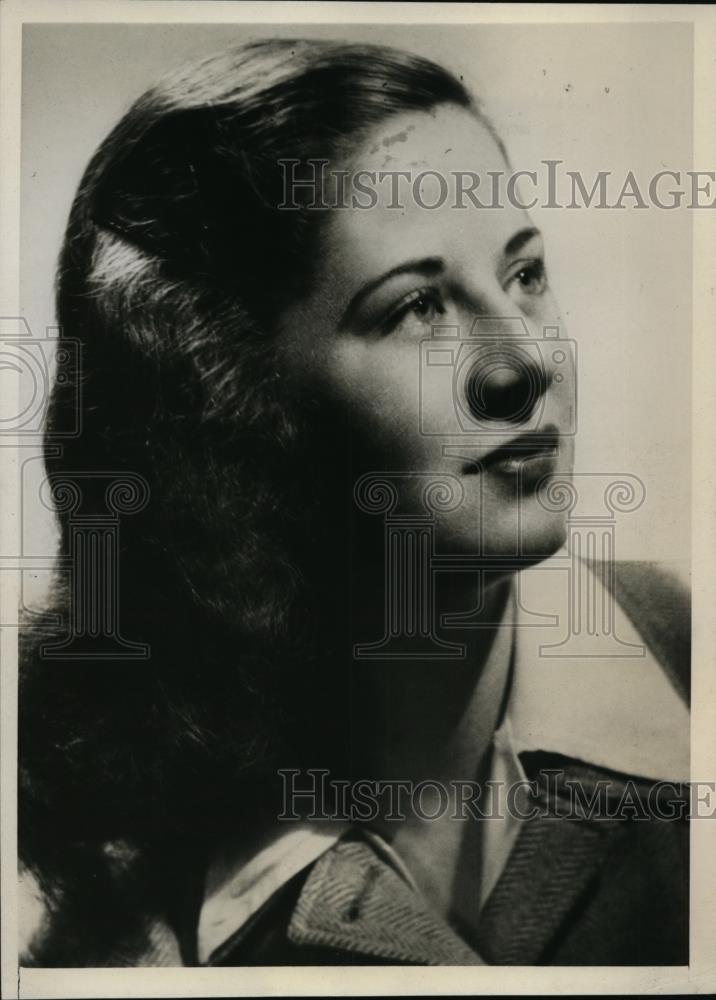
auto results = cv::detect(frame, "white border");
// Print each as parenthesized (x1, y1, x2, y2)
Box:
(2, 3, 715, 997)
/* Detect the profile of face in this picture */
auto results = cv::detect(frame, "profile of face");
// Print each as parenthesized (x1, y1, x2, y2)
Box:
(280, 104, 575, 561)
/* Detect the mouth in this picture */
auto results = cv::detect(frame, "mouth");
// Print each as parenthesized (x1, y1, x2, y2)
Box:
(463, 426, 561, 477)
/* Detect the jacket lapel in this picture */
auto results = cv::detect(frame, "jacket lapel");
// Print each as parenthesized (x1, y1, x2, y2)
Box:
(287, 765, 635, 966)
(474, 754, 632, 965)
(288, 835, 485, 965)
(475, 815, 616, 963)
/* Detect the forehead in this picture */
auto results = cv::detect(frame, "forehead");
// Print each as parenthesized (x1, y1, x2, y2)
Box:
(350, 104, 505, 176)
(319, 105, 520, 276)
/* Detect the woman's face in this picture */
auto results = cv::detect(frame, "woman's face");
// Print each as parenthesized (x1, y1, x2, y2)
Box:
(279, 104, 575, 559)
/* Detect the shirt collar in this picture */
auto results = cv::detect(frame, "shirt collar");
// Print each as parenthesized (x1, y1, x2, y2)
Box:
(198, 550, 689, 963)
(506, 548, 689, 782)
(197, 818, 349, 964)
(479, 548, 688, 907)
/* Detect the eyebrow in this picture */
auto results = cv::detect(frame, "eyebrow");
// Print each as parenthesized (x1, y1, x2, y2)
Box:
(339, 257, 444, 330)
(338, 228, 541, 331)
(504, 226, 541, 258)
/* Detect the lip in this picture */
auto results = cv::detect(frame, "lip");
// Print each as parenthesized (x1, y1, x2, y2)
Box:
(463, 425, 561, 476)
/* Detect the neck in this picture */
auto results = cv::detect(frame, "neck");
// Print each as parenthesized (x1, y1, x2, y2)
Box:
(344, 571, 515, 788)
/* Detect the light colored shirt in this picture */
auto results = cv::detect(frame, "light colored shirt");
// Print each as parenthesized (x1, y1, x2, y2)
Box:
(197, 549, 689, 964)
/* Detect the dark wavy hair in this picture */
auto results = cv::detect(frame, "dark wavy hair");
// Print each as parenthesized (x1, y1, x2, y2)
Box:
(19, 38, 480, 964)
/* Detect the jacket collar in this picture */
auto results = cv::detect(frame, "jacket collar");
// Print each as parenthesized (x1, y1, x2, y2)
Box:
(198, 553, 689, 966)
(197, 819, 349, 964)
(287, 834, 484, 965)
(285, 759, 685, 967)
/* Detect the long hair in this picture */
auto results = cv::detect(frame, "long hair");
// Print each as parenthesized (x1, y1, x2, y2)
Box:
(19, 38, 477, 963)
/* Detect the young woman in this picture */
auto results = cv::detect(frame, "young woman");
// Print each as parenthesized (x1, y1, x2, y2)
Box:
(20, 38, 689, 967)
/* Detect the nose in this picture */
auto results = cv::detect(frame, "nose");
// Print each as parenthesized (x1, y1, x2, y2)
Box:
(464, 345, 550, 424)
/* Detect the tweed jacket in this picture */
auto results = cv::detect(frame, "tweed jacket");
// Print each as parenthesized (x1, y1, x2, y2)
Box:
(20, 557, 690, 967)
(195, 558, 690, 967)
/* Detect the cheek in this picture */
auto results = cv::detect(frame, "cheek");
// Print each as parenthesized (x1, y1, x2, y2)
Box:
(322, 340, 429, 464)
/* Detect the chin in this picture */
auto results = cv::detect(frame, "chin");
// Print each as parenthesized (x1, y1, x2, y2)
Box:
(438, 501, 568, 565)
(512, 512, 568, 563)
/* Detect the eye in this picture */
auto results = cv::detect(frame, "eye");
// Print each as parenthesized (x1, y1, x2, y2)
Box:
(381, 288, 445, 335)
(505, 259, 548, 298)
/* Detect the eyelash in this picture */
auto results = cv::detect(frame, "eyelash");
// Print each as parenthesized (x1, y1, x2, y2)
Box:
(381, 288, 446, 335)
(379, 258, 548, 335)
(506, 258, 548, 297)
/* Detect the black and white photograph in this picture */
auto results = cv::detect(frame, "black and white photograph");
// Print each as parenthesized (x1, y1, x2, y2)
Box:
(2, 1, 715, 996)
